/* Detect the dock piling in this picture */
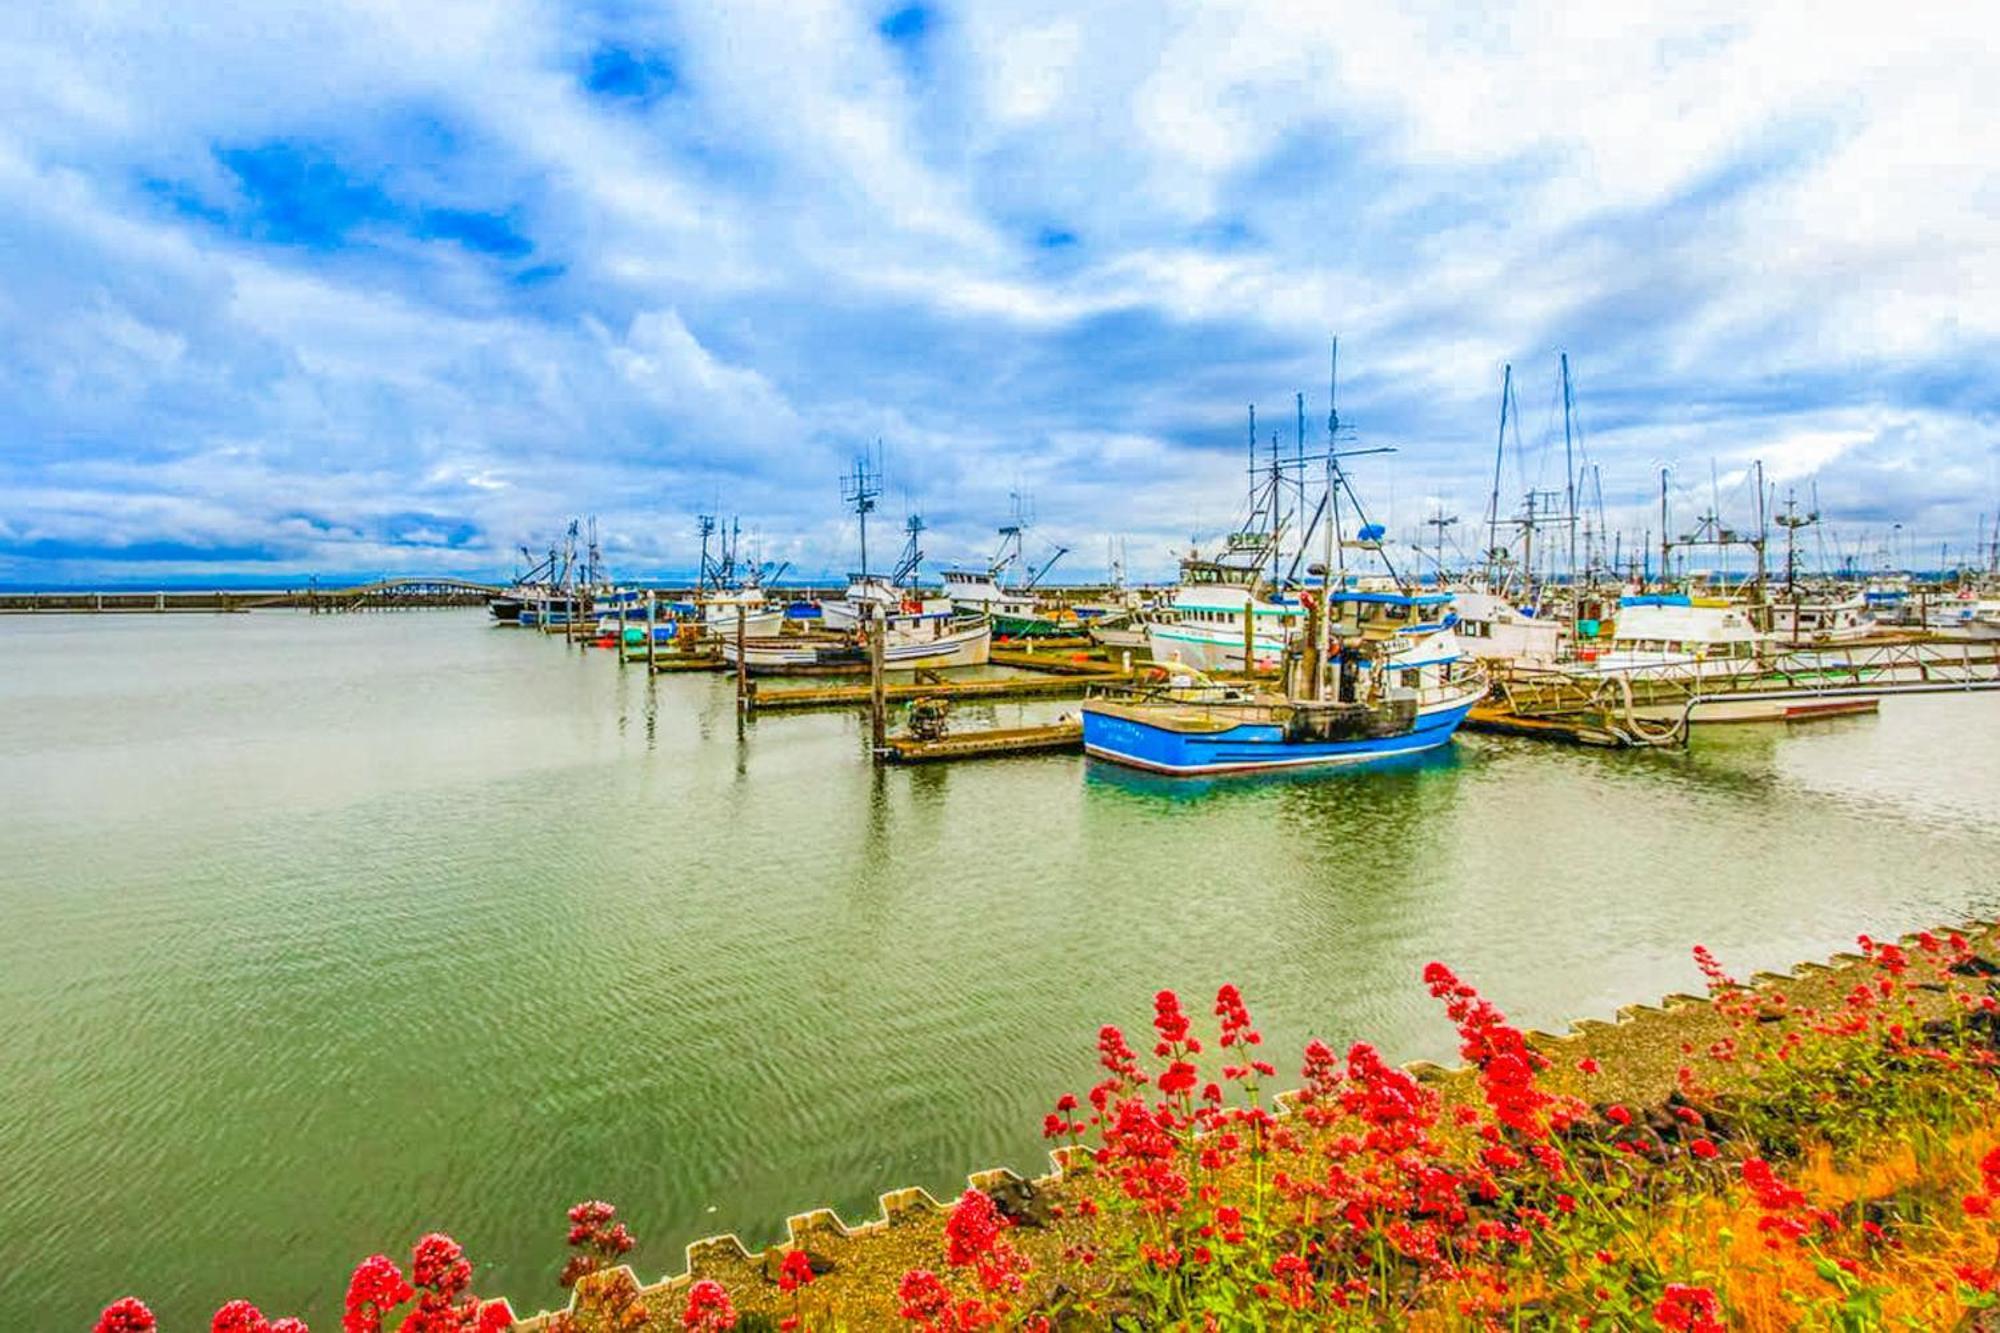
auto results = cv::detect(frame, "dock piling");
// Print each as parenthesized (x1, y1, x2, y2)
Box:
(735, 604, 748, 710)
(869, 608, 888, 754)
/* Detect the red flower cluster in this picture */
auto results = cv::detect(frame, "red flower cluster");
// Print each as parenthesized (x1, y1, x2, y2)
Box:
(1653, 1282, 1724, 1332)
(680, 1279, 736, 1332)
(943, 1189, 1028, 1294)
(94, 1299, 157, 1333)
(777, 1248, 816, 1295)
(1742, 1158, 1839, 1247)
(560, 1199, 636, 1289)
(1962, 1146, 2000, 1218)
(343, 1255, 414, 1333)
(1422, 962, 1576, 1140)
(210, 1300, 309, 1333)
(896, 1269, 995, 1332)
(341, 1236, 507, 1333)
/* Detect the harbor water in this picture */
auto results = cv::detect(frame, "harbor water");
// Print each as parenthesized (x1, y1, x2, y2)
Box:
(3, 610, 1998, 1327)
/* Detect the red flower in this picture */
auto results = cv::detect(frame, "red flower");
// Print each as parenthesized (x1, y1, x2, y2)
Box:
(1604, 1105, 1632, 1127)
(475, 1304, 512, 1333)
(411, 1234, 471, 1299)
(778, 1249, 816, 1294)
(1576, 1057, 1601, 1075)
(212, 1301, 271, 1333)
(343, 1255, 414, 1333)
(897, 1269, 952, 1323)
(1654, 1283, 1724, 1332)
(1690, 1138, 1719, 1160)
(1214, 984, 1262, 1053)
(681, 1278, 737, 1332)
(95, 1299, 157, 1333)
(1742, 1159, 1806, 1211)
(1152, 990, 1200, 1055)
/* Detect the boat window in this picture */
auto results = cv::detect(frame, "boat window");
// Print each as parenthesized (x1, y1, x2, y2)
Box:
(1400, 669, 1420, 690)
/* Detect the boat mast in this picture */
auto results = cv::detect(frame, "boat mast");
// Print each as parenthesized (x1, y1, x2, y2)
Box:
(842, 450, 882, 582)
(1319, 340, 1340, 701)
(1659, 468, 1672, 591)
(1561, 353, 1577, 596)
(1485, 363, 1510, 590)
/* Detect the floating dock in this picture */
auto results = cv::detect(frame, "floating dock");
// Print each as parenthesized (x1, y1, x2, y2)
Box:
(747, 670, 1128, 713)
(880, 721, 1084, 764)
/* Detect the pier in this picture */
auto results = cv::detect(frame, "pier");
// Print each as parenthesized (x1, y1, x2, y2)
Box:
(880, 720, 1084, 763)
(745, 667, 1129, 713)
(0, 578, 502, 614)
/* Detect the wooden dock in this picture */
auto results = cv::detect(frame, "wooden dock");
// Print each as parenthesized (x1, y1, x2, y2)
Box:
(988, 647, 1118, 674)
(880, 721, 1083, 764)
(748, 670, 1127, 713)
(1461, 706, 1627, 747)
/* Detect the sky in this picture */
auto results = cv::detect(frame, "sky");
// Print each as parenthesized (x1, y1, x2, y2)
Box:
(1, 0, 1995, 586)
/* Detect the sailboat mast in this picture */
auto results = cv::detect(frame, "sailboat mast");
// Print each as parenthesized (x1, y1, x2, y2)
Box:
(1561, 353, 1576, 592)
(1486, 364, 1511, 588)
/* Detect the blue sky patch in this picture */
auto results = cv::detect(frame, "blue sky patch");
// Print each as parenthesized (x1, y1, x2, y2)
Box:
(583, 44, 679, 104)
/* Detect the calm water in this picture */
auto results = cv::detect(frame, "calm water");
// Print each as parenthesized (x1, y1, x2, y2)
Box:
(3, 611, 1997, 1327)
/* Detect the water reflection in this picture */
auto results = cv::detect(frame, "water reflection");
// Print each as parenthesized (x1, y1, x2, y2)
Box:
(1078, 738, 1465, 804)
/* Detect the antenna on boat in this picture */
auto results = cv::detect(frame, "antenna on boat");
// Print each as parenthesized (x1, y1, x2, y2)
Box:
(842, 449, 883, 580)
(1424, 510, 1459, 584)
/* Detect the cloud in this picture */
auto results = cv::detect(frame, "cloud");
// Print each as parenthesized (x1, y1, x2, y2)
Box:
(0, 0, 1994, 586)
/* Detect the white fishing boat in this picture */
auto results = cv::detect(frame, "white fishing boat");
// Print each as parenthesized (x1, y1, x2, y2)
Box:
(1143, 537, 1304, 672)
(939, 499, 1076, 637)
(1769, 590, 1875, 645)
(1575, 595, 1764, 680)
(698, 585, 786, 639)
(1925, 594, 2000, 641)
(720, 615, 991, 674)
(1450, 588, 1563, 667)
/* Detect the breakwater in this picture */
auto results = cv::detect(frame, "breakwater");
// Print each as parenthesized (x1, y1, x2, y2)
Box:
(501, 918, 2000, 1328)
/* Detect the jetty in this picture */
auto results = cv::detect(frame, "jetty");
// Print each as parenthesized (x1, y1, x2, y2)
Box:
(880, 720, 1083, 764)
(1473, 637, 2000, 746)
(746, 669, 1127, 714)
(0, 578, 501, 614)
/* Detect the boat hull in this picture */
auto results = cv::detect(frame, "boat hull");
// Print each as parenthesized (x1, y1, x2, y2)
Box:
(722, 622, 992, 674)
(1082, 695, 1477, 776)
(1144, 624, 1288, 672)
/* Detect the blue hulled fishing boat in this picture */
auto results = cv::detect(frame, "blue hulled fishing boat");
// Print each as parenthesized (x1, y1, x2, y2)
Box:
(1082, 588, 1485, 775)
(1081, 340, 1486, 777)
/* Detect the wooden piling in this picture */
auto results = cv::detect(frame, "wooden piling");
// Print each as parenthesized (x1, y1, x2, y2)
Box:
(647, 592, 659, 670)
(869, 608, 888, 754)
(735, 604, 748, 710)
(1243, 596, 1256, 674)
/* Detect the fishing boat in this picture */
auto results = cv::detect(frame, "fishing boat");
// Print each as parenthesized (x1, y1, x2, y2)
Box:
(1577, 595, 1765, 680)
(720, 615, 991, 674)
(493, 524, 584, 623)
(697, 585, 786, 639)
(1085, 344, 1484, 776)
(820, 509, 954, 631)
(1143, 536, 1304, 672)
(1085, 587, 1485, 775)
(1088, 603, 1177, 661)
(1769, 590, 1876, 644)
(940, 497, 1076, 637)
(1450, 588, 1563, 667)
